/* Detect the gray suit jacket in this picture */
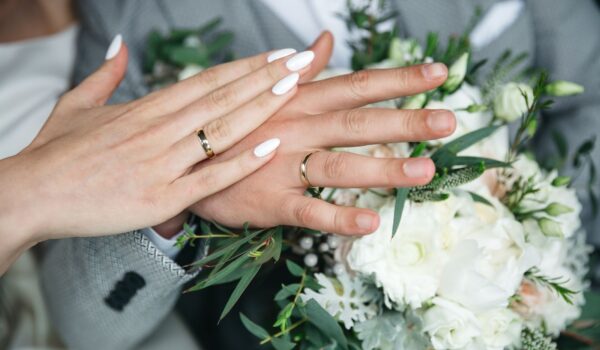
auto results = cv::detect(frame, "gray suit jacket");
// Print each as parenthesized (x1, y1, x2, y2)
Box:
(41, 0, 600, 348)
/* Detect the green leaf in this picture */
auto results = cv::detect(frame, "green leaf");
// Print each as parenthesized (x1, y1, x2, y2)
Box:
(191, 229, 262, 267)
(286, 260, 305, 277)
(219, 265, 261, 321)
(424, 32, 439, 58)
(552, 130, 569, 159)
(206, 32, 234, 55)
(305, 299, 348, 350)
(468, 191, 494, 207)
(410, 142, 427, 157)
(392, 188, 409, 237)
(443, 156, 510, 169)
(197, 17, 223, 35)
(240, 313, 269, 339)
(274, 283, 301, 301)
(271, 338, 296, 350)
(188, 254, 250, 291)
(272, 227, 283, 262)
(431, 125, 501, 165)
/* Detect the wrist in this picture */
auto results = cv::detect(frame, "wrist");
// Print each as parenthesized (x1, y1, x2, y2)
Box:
(0, 155, 44, 247)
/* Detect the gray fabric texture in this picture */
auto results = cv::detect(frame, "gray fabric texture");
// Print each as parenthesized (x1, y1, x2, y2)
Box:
(42, 0, 600, 348)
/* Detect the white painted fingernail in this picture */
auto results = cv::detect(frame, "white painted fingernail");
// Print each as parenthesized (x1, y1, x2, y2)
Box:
(272, 73, 299, 95)
(105, 34, 122, 60)
(254, 138, 281, 157)
(267, 48, 297, 63)
(286, 50, 315, 71)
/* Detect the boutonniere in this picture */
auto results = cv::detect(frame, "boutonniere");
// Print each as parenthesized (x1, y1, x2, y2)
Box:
(143, 18, 234, 90)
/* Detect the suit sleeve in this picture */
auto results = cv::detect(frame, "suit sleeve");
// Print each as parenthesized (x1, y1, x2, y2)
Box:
(40, 231, 200, 350)
(528, 0, 600, 244)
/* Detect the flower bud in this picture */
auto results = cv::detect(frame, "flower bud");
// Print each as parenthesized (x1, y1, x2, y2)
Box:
(545, 81, 584, 97)
(552, 176, 571, 187)
(401, 93, 427, 109)
(493, 83, 534, 122)
(442, 52, 469, 92)
(544, 203, 574, 216)
(538, 218, 563, 237)
(526, 118, 538, 137)
(178, 64, 204, 81)
(388, 38, 423, 66)
(466, 104, 488, 113)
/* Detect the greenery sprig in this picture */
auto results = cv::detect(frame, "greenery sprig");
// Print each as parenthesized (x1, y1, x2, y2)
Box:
(526, 267, 578, 305)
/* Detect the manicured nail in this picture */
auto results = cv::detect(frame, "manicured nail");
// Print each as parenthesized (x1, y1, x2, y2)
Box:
(254, 138, 281, 157)
(286, 51, 315, 71)
(267, 48, 297, 63)
(422, 63, 447, 80)
(272, 73, 300, 95)
(403, 158, 433, 178)
(355, 214, 376, 231)
(427, 110, 455, 133)
(105, 34, 122, 60)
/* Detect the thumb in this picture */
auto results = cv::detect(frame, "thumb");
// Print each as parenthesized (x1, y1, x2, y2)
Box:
(300, 31, 334, 83)
(67, 34, 129, 109)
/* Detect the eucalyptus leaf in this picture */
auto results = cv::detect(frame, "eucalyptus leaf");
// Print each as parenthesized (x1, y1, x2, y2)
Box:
(468, 191, 494, 207)
(240, 313, 269, 339)
(286, 260, 305, 277)
(219, 264, 261, 321)
(271, 338, 296, 350)
(189, 254, 250, 291)
(306, 299, 348, 350)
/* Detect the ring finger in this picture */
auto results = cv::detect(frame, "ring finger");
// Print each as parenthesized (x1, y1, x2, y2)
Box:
(287, 151, 435, 189)
(168, 73, 300, 169)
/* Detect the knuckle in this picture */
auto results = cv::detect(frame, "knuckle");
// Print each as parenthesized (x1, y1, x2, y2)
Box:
(197, 68, 220, 90)
(205, 117, 231, 142)
(323, 153, 347, 180)
(394, 68, 411, 89)
(265, 63, 282, 81)
(341, 109, 368, 135)
(384, 160, 403, 184)
(347, 71, 371, 100)
(293, 202, 317, 226)
(208, 87, 235, 109)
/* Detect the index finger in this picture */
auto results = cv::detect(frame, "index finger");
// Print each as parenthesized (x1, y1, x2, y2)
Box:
(291, 63, 448, 115)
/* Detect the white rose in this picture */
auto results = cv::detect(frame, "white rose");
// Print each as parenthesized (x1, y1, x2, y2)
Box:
(423, 297, 481, 350)
(348, 199, 463, 308)
(478, 308, 522, 350)
(493, 82, 534, 122)
(177, 64, 204, 81)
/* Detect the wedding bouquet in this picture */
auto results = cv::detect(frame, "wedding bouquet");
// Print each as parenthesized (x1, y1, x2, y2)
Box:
(145, 3, 598, 349)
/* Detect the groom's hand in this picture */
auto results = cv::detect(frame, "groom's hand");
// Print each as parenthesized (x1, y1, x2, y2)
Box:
(187, 33, 456, 236)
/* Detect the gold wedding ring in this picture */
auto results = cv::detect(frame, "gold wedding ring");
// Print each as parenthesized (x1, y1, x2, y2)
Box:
(196, 129, 215, 159)
(300, 151, 323, 197)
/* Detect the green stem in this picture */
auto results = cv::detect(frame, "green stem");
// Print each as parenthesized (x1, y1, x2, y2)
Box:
(260, 318, 308, 345)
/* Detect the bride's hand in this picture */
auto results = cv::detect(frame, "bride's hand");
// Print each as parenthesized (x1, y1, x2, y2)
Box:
(189, 32, 457, 236)
(0, 36, 315, 256)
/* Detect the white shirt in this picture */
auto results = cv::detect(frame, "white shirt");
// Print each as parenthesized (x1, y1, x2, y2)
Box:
(0, 26, 78, 159)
